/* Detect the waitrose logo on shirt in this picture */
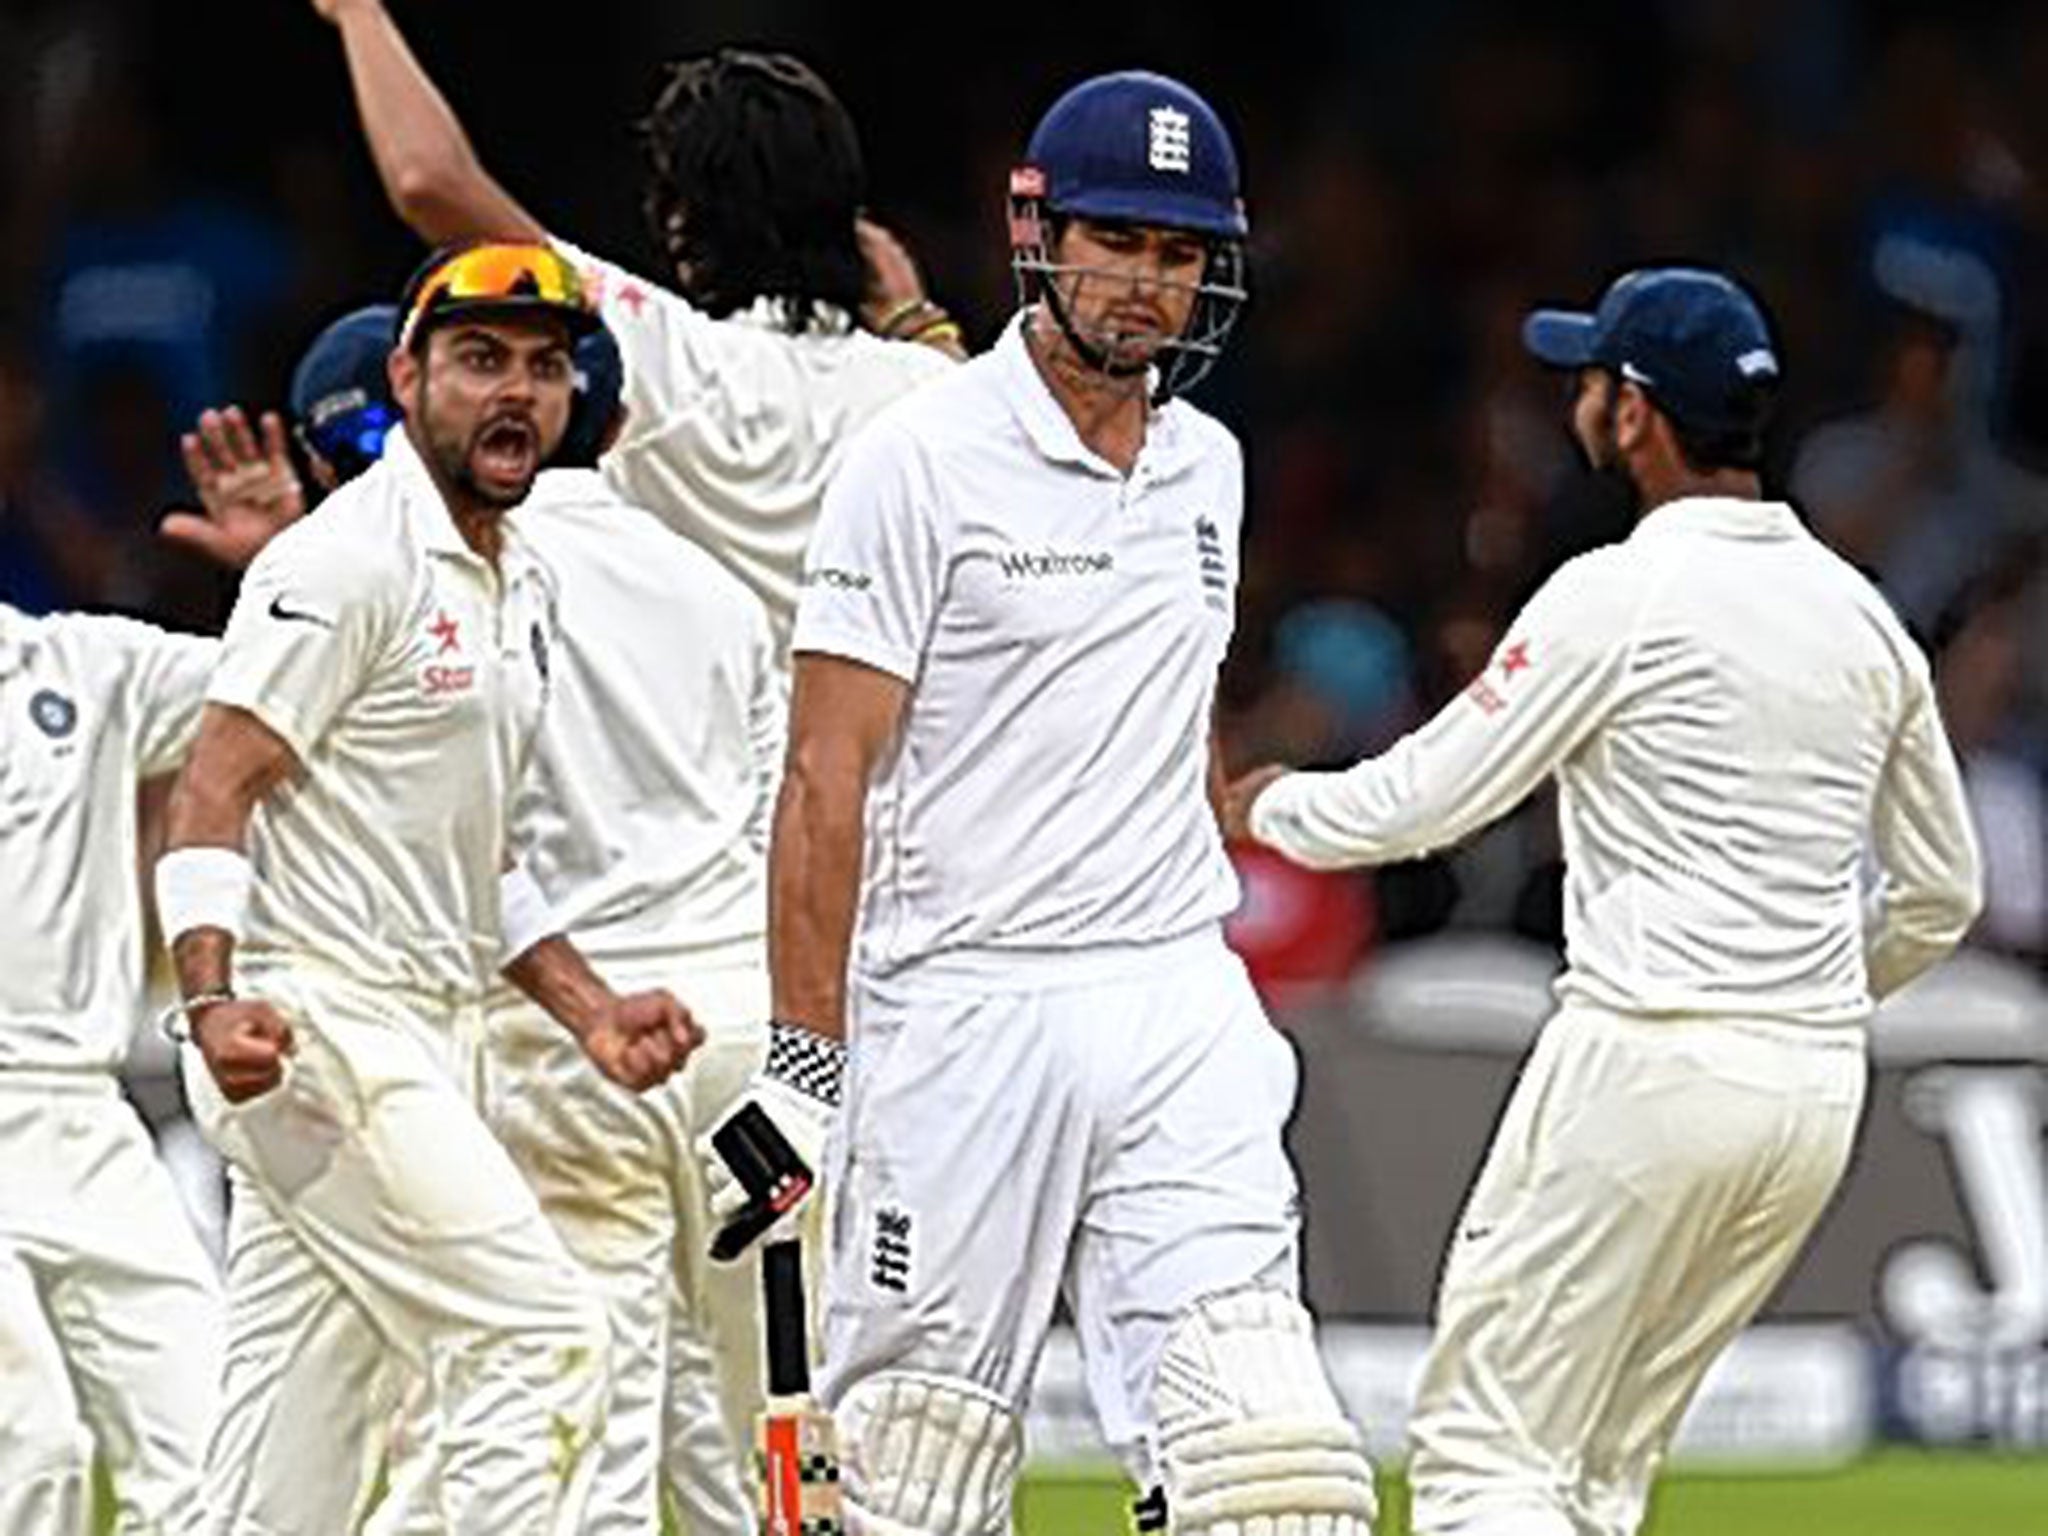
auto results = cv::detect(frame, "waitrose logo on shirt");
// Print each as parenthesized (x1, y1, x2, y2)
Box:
(998, 547, 1116, 580)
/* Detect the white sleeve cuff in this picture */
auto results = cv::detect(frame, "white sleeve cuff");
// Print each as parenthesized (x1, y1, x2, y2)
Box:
(155, 846, 254, 944)
(499, 864, 562, 966)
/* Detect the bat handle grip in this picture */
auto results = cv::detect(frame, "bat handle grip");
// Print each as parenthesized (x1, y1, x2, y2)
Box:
(763, 1238, 810, 1397)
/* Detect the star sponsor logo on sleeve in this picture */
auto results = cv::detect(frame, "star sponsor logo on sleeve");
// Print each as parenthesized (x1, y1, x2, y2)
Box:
(1465, 638, 1532, 716)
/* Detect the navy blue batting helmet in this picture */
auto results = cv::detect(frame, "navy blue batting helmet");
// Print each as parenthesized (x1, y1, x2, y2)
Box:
(554, 322, 625, 470)
(1021, 69, 1246, 239)
(1010, 70, 1249, 401)
(289, 304, 399, 482)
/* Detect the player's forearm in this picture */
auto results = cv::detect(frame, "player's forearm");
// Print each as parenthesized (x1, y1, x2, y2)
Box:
(170, 928, 237, 1007)
(1249, 744, 1452, 870)
(161, 766, 259, 1000)
(767, 756, 866, 1041)
(328, 0, 540, 244)
(504, 935, 617, 1043)
(1865, 856, 1983, 1000)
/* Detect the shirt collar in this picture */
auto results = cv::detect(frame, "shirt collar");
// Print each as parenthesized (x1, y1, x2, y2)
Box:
(1628, 495, 1804, 545)
(994, 310, 1193, 482)
(383, 425, 521, 568)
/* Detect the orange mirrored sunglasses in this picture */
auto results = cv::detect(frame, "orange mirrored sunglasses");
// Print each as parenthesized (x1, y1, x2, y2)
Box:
(398, 244, 593, 349)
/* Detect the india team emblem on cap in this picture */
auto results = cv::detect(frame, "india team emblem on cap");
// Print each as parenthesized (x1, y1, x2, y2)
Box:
(1148, 106, 1192, 173)
(29, 688, 76, 739)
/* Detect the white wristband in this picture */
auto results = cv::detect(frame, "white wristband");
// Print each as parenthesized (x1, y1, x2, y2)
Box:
(155, 847, 254, 945)
(500, 864, 561, 965)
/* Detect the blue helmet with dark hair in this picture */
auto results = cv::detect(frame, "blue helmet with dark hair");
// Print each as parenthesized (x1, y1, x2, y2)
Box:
(1009, 69, 1249, 401)
(554, 321, 625, 470)
(289, 304, 400, 482)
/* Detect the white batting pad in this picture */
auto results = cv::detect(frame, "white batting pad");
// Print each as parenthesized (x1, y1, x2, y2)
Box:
(1154, 1288, 1378, 1536)
(837, 1371, 1023, 1536)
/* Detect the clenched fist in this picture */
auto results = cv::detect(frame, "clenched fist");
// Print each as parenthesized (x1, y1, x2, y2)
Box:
(193, 999, 297, 1103)
(580, 988, 702, 1092)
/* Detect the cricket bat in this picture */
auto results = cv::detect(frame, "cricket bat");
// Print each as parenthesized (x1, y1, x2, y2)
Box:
(758, 1237, 844, 1535)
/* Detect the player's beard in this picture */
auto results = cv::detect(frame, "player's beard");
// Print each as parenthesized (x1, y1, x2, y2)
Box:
(421, 409, 543, 511)
(1585, 396, 1646, 524)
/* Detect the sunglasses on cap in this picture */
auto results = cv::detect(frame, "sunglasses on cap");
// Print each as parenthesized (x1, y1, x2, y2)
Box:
(397, 243, 597, 351)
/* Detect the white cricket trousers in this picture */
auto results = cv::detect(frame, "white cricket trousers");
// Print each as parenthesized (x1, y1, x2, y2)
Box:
(1407, 1005, 1866, 1536)
(0, 1068, 221, 1536)
(476, 947, 772, 1536)
(183, 964, 610, 1536)
(821, 925, 1305, 1486)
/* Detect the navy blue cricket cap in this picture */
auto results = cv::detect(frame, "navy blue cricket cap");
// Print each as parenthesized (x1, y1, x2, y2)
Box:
(289, 304, 399, 480)
(1023, 69, 1247, 239)
(1523, 267, 1781, 434)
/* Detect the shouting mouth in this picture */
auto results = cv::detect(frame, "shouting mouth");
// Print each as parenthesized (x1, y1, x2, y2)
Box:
(473, 415, 539, 487)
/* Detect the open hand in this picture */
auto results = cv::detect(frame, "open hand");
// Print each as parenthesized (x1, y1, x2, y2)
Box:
(163, 407, 306, 569)
(857, 216, 930, 320)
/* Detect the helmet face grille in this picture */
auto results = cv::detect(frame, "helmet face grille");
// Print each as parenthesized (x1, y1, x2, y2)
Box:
(1007, 180, 1248, 403)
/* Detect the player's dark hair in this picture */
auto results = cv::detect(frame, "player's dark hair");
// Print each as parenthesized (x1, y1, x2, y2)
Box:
(1666, 389, 1775, 474)
(638, 50, 867, 334)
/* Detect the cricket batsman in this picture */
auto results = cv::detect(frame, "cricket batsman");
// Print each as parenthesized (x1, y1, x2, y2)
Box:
(710, 71, 1379, 1535)
(1226, 267, 1985, 1536)
(154, 241, 699, 1535)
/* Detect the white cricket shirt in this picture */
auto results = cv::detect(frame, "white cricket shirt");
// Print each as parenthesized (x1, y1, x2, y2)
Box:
(506, 468, 781, 967)
(0, 606, 215, 1069)
(792, 312, 1244, 973)
(1252, 496, 1985, 1023)
(554, 241, 952, 652)
(208, 430, 555, 998)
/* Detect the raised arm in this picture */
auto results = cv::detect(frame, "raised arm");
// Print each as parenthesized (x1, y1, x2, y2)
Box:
(313, 0, 541, 244)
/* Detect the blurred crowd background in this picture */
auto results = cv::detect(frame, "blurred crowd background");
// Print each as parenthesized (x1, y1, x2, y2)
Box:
(3, 0, 2045, 995)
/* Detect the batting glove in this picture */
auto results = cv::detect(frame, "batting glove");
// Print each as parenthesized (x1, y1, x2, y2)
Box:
(701, 1020, 844, 1260)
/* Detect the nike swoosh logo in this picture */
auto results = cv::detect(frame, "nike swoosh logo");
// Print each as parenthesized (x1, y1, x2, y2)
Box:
(267, 595, 333, 628)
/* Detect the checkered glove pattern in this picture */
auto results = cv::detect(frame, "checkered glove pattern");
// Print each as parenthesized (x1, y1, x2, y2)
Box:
(765, 1019, 846, 1108)
(698, 1021, 843, 1249)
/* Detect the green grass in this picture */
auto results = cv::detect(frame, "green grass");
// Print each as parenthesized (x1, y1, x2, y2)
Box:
(94, 1450, 2048, 1532)
(1016, 1452, 2048, 1535)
